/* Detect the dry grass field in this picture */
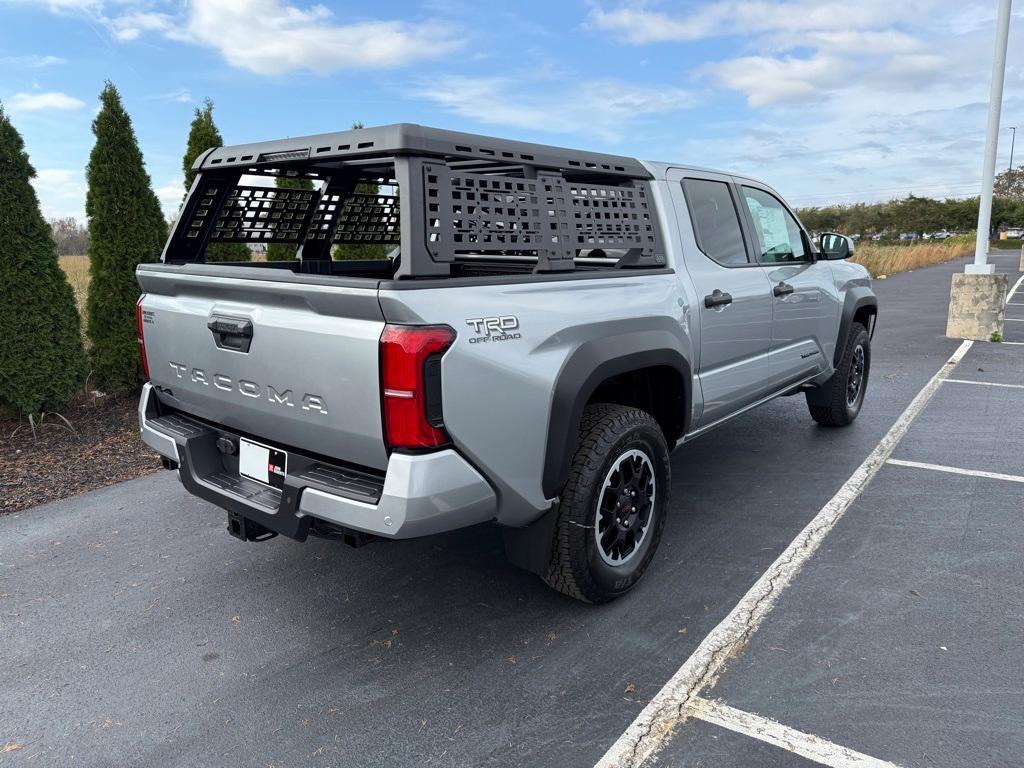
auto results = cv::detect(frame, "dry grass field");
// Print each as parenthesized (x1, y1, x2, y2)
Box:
(849, 239, 973, 278)
(58, 254, 90, 322)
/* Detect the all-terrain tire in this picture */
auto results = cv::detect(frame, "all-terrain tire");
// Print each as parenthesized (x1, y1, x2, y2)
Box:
(544, 404, 670, 603)
(807, 322, 870, 427)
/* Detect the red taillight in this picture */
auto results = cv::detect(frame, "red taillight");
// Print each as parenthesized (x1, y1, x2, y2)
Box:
(380, 324, 455, 451)
(136, 295, 150, 380)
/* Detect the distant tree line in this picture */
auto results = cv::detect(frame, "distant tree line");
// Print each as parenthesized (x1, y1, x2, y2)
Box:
(797, 167, 1024, 236)
(48, 217, 90, 256)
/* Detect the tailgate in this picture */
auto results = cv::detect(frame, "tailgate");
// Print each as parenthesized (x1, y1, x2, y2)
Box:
(137, 266, 388, 471)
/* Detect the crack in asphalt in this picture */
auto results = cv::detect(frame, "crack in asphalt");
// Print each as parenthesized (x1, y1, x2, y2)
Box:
(621, 557, 788, 768)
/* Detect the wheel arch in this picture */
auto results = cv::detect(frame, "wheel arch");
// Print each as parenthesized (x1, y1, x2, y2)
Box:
(835, 288, 878, 367)
(541, 330, 692, 499)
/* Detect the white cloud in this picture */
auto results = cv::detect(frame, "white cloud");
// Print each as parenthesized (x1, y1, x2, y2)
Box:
(154, 178, 186, 219)
(94, 0, 462, 75)
(6, 91, 85, 112)
(590, 1, 947, 107)
(15, 0, 462, 74)
(148, 87, 193, 104)
(31, 168, 87, 220)
(587, 5, 724, 43)
(420, 75, 694, 142)
(186, 0, 461, 75)
(111, 10, 176, 41)
(0, 54, 65, 67)
(588, 1, 932, 43)
(707, 54, 848, 107)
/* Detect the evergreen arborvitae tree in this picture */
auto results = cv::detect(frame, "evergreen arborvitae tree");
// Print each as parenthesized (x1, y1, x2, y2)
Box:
(85, 82, 167, 391)
(265, 175, 315, 262)
(0, 105, 87, 414)
(182, 98, 248, 263)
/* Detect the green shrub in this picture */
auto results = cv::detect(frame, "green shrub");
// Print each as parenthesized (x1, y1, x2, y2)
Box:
(85, 83, 167, 391)
(183, 98, 249, 263)
(0, 105, 87, 414)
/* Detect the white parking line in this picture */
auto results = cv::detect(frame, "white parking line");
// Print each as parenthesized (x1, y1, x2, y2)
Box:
(1010, 273, 1024, 299)
(595, 339, 974, 768)
(944, 378, 1024, 389)
(1004, 318, 1024, 322)
(686, 698, 902, 768)
(886, 458, 1024, 483)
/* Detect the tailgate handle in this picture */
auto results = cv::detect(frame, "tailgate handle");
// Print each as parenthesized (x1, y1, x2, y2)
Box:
(208, 316, 253, 352)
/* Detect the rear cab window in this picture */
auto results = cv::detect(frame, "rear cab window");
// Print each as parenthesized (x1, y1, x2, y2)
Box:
(682, 178, 750, 266)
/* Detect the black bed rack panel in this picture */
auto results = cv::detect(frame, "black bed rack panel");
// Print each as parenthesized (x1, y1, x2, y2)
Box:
(204, 186, 318, 243)
(331, 192, 401, 245)
(422, 164, 663, 272)
(568, 181, 660, 253)
(424, 170, 570, 269)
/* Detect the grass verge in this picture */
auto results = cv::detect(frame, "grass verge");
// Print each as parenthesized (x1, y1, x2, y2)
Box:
(850, 240, 973, 278)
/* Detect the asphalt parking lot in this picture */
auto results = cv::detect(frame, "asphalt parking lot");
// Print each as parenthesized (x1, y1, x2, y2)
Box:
(2, 251, 1021, 768)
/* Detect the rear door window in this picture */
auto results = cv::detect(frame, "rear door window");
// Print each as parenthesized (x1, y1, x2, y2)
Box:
(683, 178, 749, 266)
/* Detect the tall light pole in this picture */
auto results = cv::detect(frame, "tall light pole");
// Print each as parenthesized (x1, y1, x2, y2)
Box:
(1008, 126, 1017, 173)
(970, 0, 1013, 275)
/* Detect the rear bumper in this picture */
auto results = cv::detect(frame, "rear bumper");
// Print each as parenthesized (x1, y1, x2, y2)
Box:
(138, 383, 496, 540)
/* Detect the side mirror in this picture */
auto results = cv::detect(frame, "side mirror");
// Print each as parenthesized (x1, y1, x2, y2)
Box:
(819, 232, 854, 260)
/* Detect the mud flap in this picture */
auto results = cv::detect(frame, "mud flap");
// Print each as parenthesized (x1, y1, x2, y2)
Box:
(502, 505, 558, 577)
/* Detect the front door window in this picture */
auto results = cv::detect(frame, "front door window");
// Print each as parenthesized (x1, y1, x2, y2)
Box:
(741, 187, 808, 264)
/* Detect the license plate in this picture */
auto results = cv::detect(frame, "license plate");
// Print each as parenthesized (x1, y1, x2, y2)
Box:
(238, 438, 288, 489)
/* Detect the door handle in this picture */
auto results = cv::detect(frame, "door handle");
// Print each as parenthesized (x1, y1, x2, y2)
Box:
(773, 282, 794, 297)
(704, 289, 733, 308)
(207, 317, 253, 337)
(208, 315, 253, 352)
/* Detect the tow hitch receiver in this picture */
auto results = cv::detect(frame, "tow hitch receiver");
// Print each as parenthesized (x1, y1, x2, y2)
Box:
(226, 510, 277, 542)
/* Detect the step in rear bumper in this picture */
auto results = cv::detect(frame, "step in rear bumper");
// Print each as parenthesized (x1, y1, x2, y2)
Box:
(138, 383, 496, 540)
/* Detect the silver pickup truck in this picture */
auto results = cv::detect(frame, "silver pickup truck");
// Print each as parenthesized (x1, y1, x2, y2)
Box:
(137, 124, 876, 603)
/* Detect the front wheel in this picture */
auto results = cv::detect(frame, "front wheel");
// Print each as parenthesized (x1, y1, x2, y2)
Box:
(544, 404, 670, 603)
(807, 322, 870, 427)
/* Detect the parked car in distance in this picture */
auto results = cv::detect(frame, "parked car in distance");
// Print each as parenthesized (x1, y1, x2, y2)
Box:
(136, 124, 877, 603)
(898, 232, 918, 242)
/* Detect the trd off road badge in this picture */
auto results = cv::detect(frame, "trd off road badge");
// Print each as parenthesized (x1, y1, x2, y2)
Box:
(465, 315, 521, 344)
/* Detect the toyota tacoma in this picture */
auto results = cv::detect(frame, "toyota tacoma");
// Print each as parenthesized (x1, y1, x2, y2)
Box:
(137, 124, 876, 603)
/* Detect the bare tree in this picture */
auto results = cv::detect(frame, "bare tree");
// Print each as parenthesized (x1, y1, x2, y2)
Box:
(48, 217, 90, 256)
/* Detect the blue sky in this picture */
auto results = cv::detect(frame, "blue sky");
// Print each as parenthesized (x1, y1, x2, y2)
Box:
(2, 0, 1023, 221)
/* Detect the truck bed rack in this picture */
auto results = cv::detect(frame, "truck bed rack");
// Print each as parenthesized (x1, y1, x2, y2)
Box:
(167, 123, 666, 278)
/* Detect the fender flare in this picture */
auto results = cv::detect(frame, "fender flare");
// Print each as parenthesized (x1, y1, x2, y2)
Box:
(541, 329, 692, 499)
(834, 288, 878, 367)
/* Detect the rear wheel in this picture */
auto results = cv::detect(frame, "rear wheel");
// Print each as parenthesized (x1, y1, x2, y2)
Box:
(807, 322, 870, 427)
(544, 404, 670, 603)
